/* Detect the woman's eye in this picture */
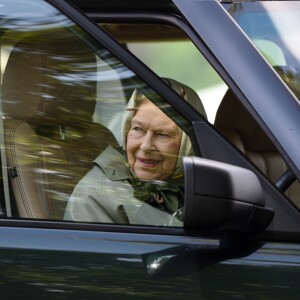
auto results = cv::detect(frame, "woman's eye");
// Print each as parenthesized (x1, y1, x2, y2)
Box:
(157, 133, 170, 138)
(132, 126, 142, 132)
(130, 127, 145, 137)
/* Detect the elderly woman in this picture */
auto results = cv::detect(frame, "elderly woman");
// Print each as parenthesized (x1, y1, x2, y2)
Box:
(64, 78, 206, 226)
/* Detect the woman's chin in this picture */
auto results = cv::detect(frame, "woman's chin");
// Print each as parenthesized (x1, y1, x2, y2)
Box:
(135, 169, 159, 181)
(134, 170, 170, 181)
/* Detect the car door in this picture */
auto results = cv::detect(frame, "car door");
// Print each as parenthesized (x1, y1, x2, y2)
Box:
(0, 0, 300, 300)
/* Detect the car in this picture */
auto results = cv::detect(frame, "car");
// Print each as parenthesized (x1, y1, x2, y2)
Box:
(0, 0, 300, 298)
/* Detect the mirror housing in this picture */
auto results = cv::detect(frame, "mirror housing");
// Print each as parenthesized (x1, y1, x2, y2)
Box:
(183, 157, 274, 234)
(142, 240, 263, 278)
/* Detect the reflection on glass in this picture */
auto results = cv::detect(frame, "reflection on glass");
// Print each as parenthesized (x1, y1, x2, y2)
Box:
(224, 1, 300, 101)
(0, 0, 201, 227)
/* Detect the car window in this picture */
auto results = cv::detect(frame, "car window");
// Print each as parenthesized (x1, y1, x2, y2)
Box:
(101, 23, 227, 124)
(0, 0, 206, 226)
(223, 1, 300, 103)
(0, 0, 299, 232)
(102, 22, 300, 209)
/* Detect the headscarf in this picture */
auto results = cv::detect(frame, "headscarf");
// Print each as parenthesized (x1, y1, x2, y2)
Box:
(121, 77, 207, 181)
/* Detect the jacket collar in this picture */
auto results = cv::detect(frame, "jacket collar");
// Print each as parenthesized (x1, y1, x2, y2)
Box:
(93, 145, 129, 181)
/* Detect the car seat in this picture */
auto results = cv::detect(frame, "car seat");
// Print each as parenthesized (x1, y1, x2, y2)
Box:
(214, 89, 300, 206)
(1, 30, 118, 219)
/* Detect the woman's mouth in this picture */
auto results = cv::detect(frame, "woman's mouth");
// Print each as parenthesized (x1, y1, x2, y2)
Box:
(137, 158, 161, 167)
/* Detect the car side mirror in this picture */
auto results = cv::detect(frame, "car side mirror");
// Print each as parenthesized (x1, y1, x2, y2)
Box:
(183, 157, 274, 234)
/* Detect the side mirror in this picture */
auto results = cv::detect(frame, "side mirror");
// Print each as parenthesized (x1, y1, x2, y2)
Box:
(183, 157, 274, 234)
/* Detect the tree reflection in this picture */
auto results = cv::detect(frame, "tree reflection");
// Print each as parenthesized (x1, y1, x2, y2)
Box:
(274, 66, 300, 101)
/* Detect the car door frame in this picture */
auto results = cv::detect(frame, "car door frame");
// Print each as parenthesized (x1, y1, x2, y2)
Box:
(0, 0, 299, 271)
(0, 4, 298, 300)
(48, 0, 300, 240)
(0, 0, 299, 297)
(0, 0, 296, 240)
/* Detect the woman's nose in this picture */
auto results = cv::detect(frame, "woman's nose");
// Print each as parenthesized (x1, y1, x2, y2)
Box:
(140, 132, 155, 152)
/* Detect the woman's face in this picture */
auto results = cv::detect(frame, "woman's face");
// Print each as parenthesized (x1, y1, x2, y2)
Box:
(126, 99, 181, 181)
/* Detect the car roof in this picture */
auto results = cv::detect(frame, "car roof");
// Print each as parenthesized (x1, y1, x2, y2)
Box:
(69, 0, 177, 13)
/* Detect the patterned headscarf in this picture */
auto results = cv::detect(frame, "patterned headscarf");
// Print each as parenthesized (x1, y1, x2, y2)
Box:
(121, 78, 207, 181)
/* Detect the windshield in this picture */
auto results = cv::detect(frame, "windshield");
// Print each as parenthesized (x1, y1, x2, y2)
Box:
(223, 1, 300, 101)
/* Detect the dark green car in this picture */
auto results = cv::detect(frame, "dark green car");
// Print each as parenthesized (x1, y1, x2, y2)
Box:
(1, 0, 300, 299)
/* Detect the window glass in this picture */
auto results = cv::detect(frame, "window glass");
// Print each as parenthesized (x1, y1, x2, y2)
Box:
(102, 22, 300, 209)
(100, 24, 227, 124)
(221, 1, 300, 206)
(223, 1, 300, 102)
(0, 0, 206, 227)
(0, 0, 299, 228)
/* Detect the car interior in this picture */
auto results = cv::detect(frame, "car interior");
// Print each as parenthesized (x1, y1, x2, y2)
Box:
(0, 20, 298, 221)
(214, 89, 300, 206)
(1, 29, 118, 219)
(102, 23, 300, 206)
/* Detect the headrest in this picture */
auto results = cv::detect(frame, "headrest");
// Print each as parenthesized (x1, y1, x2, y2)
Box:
(2, 31, 97, 126)
(215, 89, 276, 152)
